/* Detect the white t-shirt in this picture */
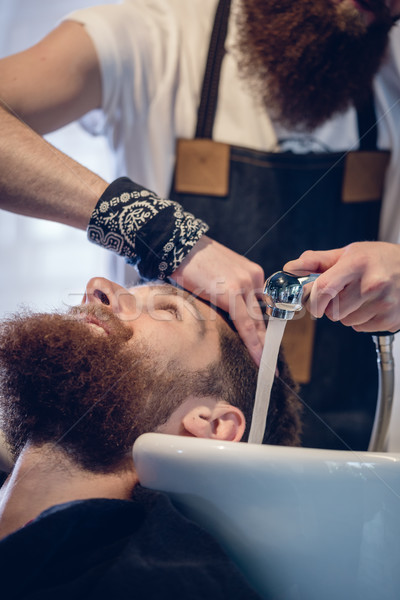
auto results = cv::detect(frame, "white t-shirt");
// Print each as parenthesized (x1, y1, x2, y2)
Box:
(67, 0, 400, 450)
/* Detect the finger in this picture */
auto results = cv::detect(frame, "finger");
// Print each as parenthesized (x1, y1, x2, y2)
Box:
(324, 284, 393, 325)
(343, 293, 400, 330)
(325, 298, 377, 327)
(246, 293, 267, 334)
(352, 313, 400, 333)
(343, 305, 383, 328)
(231, 297, 264, 366)
(307, 281, 338, 319)
(284, 247, 345, 275)
(308, 262, 361, 318)
(323, 285, 364, 322)
(250, 265, 266, 292)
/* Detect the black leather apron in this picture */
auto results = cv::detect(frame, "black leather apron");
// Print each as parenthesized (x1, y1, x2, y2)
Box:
(170, 0, 390, 450)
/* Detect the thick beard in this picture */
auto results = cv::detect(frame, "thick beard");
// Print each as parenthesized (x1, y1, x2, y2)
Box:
(234, 0, 393, 130)
(0, 309, 220, 473)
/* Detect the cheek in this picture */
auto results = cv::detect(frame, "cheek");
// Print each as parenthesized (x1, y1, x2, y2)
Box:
(126, 322, 185, 362)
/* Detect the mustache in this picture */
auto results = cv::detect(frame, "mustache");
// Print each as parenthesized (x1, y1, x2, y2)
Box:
(68, 304, 133, 342)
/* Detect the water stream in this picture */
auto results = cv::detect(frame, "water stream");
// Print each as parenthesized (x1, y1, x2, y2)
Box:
(248, 318, 287, 444)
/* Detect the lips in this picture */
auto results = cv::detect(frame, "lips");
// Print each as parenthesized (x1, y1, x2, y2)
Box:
(73, 307, 111, 335)
(85, 317, 110, 335)
(69, 305, 133, 342)
(73, 311, 111, 335)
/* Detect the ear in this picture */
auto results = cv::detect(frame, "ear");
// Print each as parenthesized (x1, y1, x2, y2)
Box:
(182, 401, 246, 442)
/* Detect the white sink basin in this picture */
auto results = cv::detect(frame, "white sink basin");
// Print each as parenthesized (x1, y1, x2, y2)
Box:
(133, 434, 400, 600)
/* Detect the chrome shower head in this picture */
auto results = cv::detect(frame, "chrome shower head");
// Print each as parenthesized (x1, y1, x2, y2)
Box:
(263, 271, 320, 320)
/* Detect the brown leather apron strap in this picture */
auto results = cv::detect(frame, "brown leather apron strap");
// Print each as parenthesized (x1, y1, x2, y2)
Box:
(175, 0, 232, 196)
(342, 95, 390, 204)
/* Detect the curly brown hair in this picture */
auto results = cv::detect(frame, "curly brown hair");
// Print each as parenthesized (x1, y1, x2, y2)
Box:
(234, 0, 393, 129)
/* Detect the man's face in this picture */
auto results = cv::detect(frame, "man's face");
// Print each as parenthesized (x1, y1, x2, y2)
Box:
(0, 279, 229, 473)
(78, 277, 222, 372)
(235, 0, 394, 129)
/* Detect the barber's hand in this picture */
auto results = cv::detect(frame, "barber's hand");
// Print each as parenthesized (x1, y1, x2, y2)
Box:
(170, 235, 266, 365)
(284, 241, 400, 333)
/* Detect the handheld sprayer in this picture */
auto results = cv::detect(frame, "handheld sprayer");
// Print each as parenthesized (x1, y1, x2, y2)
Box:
(263, 271, 395, 452)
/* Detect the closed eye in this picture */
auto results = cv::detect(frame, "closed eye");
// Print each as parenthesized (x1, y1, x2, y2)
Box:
(157, 302, 182, 320)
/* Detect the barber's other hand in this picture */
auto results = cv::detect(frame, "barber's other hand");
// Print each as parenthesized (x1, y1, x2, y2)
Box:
(170, 235, 266, 365)
(284, 241, 400, 333)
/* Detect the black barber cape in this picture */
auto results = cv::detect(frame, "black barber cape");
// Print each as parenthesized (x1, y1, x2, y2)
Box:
(0, 487, 261, 600)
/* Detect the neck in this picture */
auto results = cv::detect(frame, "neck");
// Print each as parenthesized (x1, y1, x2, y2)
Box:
(0, 444, 138, 540)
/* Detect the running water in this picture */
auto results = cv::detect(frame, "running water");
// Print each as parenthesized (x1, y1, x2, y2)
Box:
(248, 318, 287, 444)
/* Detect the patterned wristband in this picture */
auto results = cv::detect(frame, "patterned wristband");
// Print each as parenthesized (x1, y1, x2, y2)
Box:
(87, 177, 209, 280)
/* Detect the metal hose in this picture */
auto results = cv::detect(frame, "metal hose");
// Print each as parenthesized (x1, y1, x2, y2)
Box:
(368, 334, 395, 452)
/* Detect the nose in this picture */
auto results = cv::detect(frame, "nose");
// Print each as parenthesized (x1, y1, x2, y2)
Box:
(83, 277, 126, 312)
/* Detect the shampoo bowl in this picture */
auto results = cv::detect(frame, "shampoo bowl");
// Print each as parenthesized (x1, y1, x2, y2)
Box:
(133, 434, 400, 600)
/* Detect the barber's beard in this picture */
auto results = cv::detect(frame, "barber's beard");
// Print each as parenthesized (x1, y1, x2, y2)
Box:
(234, 0, 393, 130)
(0, 307, 210, 473)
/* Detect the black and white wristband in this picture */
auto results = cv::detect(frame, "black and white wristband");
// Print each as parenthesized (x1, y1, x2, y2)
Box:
(87, 177, 209, 280)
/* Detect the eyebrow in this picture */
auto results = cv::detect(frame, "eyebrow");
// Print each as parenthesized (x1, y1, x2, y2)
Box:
(149, 285, 207, 338)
